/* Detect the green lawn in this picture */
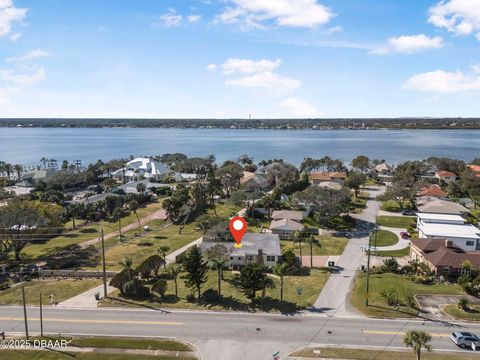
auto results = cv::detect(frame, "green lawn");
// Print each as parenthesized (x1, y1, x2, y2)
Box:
(70, 337, 191, 351)
(281, 236, 348, 256)
(101, 268, 329, 313)
(380, 200, 413, 213)
(0, 352, 194, 360)
(0, 279, 102, 305)
(377, 215, 416, 229)
(351, 273, 463, 318)
(19, 201, 164, 259)
(292, 347, 478, 360)
(444, 304, 480, 321)
(350, 196, 367, 214)
(374, 247, 410, 257)
(372, 230, 398, 247)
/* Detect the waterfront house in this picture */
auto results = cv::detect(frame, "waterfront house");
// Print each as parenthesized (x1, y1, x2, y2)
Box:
(410, 238, 480, 277)
(435, 170, 457, 184)
(374, 162, 393, 175)
(200, 233, 282, 270)
(111, 157, 171, 182)
(309, 171, 347, 185)
(467, 164, 480, 178)
(240, 171, 269, 191)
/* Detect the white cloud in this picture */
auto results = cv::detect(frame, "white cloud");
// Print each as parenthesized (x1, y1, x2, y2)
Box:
(280, 97, 319, 117)
(226, 71, 300, 91)
(222, 58, 281, 74)
(403, 67, 480, 93)
(0, 0, 27, 38)
(155, 9, 182, 28)
(206, 63, 218, 71)
(0, 67, 46, 87)
(9, 31, 20, 41)
(217, 0, 334, 29)
(321, 25, 342, 36)
(5, 49, 49, 63)
(188, 15, 202, 23)
(371, 34, 444, 55)
(428, 0, 480, 40)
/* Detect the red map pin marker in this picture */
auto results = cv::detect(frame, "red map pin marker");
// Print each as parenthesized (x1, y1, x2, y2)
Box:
(229, 216, 248, 248)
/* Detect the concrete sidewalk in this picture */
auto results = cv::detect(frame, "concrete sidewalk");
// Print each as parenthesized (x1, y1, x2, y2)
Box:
(57, 283, 116, 308)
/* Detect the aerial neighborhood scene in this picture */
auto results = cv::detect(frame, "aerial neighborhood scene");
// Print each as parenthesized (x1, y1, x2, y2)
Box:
(1, 1, 480, 360)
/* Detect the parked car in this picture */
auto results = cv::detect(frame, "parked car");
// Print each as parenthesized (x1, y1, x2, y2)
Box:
(451, 331, 480, 349)
(400, 231, 410, 239)
(401, 209, 416, 216)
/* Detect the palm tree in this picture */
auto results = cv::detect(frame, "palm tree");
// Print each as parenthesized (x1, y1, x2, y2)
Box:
(305, 235, 319, 268)
(404, 330, 432, 360)
(3, 163, 12, 179)
(136, 182, 146, 194)
(112, 207, 125, 240)
(292, 230, 304, 261)
(13, 164, 23, 180)
(167, 263, 182, 298)
(119, 257, 134, 280)
(158, 245, 170, 270)
(273, 262, 289, 302)
(40, 157, 48, 169)
(128, 200, 141, 235)
(210, 257, 228, 296)
(261, 276, 276, 299)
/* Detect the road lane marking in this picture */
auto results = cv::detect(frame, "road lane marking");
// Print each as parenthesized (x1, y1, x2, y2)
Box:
(0, 317, 184, 326)
(363, 330, 449, 337)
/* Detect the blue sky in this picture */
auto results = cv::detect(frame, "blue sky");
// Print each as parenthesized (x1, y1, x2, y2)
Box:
(1, 0, 480, 118)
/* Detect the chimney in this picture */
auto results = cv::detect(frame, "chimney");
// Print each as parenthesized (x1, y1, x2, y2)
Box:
(445, 239, 453, 248)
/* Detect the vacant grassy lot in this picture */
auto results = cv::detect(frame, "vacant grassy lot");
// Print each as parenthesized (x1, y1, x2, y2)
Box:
(373, 247, 410, 257)
(20, 201, 164, 259)
(372, 230, 398, 247)
(292, 347, 478, 360)
(378, 215, 416, 229)
(351, 273, 463, 318)
(444, 304, 480, 321)
(0, 279, 102, 305)
(101, 268, 329, 313)
(281, 235, 348, 256)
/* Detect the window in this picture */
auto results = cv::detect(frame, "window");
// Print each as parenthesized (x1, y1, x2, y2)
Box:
(466, 241, 475, 246)
(229, 256, 233, 260)
(266, 255, 276, 262)
(246, 255, 254, 261)
(282, 230, 289, 235)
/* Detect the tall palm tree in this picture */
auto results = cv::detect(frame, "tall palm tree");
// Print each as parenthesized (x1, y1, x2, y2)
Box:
(158, 245, 170, 270)
(136, 182, 146, 194)
(210, 257, 228, 296)
(305, 235, 319, 268)
(40, 157, 48, 169)
(261, 276, 276, 299)
(112, 207, 125, 240)
(292, 230, 304, 260)
(403, 330, 432, 360)
(167, 263, 182, 298)
(3, 163, 13, 179)
(13, 164, 23, 180)
(128, 200, 141, 235)
(273, 262, 289, 302)
(119, 257, 134, 281)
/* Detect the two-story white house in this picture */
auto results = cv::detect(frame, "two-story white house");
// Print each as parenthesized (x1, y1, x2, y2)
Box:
(200, 233, 282, 270)
(417, 213, 480, 252)
(111, 157, 171, 182)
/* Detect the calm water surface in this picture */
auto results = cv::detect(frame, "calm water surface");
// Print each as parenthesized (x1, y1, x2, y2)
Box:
(0, 127, 479, 166)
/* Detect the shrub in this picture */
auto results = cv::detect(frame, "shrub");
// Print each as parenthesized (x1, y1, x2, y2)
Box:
(109, 269, 137, 294)
(201, 288, 219, 302)
(458, 298, 470, 312)
(186, 294, 196, 302)
(382, 258, 399, 274)
(151, 279, 168, 299)
(122, 279, 150, 299)
(404, 294, 417, 309)
(381, 287, 400, 308)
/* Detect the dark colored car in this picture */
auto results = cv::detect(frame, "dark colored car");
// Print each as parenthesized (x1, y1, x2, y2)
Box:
(401, 209, 416, 216)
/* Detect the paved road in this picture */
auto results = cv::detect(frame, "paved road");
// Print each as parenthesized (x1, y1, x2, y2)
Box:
(312, 186, 384, 315)
(1, 306, 479, 359)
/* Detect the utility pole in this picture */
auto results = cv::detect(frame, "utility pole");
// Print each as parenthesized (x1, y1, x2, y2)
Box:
(21, 286, 29, 339)
(101, 229, 107, 299)
(365, 232, 371, 307)
(39, 292, 43, 337)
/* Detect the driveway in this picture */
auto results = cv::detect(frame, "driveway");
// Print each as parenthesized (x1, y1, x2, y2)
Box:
(416, 294, 480, 321)
(311, 186, 385, 316)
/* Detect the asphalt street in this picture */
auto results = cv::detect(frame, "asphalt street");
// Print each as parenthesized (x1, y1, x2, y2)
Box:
(1, 306, 479, 359)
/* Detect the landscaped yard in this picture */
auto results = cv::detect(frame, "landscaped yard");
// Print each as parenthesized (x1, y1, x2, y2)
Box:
(19, 201, 165, 259)
(0, 336, 196, 360)
(371, 230, 398, 247)
(350, 195, 367, 214)
(101, 268, 330, 313)
(281, 236, 348, 256)
(351, 273, 463, 318)
(291, 347, 477, 360)
(380, 200, 413, 213)
(444, 304, 480, 321)
(0, 279, 102, 305)
(377, 215, 416, 229)
(373, 247, 410, 257)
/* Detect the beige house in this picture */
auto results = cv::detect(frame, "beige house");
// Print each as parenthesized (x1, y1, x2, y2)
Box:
(269, 218, 305, 240)
(310, 172, 347, 185)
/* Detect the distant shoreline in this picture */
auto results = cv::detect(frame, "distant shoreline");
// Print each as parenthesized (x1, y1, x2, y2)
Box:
(1, 118, 480, 130)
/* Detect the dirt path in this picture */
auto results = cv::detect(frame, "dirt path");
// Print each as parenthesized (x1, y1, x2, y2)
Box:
(80, 208, 168, 248)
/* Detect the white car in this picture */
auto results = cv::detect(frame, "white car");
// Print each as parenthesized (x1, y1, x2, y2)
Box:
(451, 331, 480, 349)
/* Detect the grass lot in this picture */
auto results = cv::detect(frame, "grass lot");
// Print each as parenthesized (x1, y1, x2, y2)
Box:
(350, 196, 367, 214)
(291, 347, 478, 360)
(20, 201, 164, 259)
(0, 279, 102, 305)
(95, 203, 241, 271)
(101, 268, 330, 313)
(380, 200, 413, 213)
(351, 273, 463, 318)
(246, 218, 271, 233)
(444, 304, 480, 321)
(373, 247, 410, 257)
(281, 236, 348, 256)
(377, 215, 416, 229)
(372, 230, 398, 247)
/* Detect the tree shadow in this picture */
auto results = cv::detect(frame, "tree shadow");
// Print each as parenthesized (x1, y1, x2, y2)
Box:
(79, 228, 98, 234)
(40, 244, 99, 269)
